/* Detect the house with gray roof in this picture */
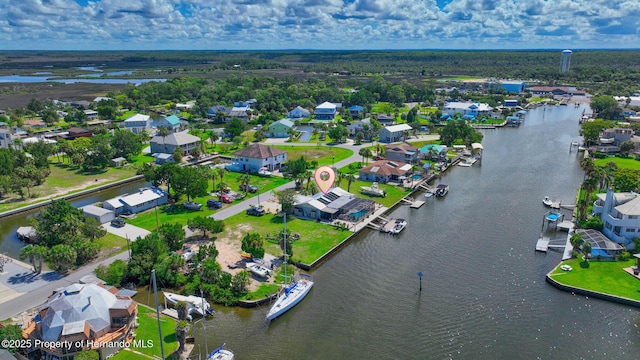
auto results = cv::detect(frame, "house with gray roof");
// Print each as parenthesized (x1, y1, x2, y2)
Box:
(150, 131, 201, 156)
(592, 189, 640, 249)
(379, 124, 412, 143)
(23, 282, 137, 360)
(293, 187, 375, 221)
(226, 106, 251, 122)
(288, 106, 311, 120)
(229, 143, 287, 173)
(103, 187, 168, 215)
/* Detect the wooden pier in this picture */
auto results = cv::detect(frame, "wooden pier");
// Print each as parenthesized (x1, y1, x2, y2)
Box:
(410, 201, 425, 208)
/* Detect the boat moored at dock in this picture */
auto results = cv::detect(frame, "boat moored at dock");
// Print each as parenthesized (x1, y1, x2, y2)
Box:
(435, 184, 449, 197)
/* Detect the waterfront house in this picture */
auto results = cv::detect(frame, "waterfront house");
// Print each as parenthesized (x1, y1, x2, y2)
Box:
(442, 102, 493, 117)
(104, 187, 168, 215)
(574, 229, 624, 259)
(528, 86, 586, 96)
(385, 143, 419, 163)
(592, 189, 640, 250)
(229, 143, 287, 173)
(314, 101, 337, 121)
(420, 144, 448, 160)
(600, 128, 634, 146)
(149, 131, 201, 156)
(84, 109, 99, 120)
(348, 105, 365, 118)
(156, 114, 182, 133)
(379, 124, 412, 143)
(268, 119, 296, 138)
(22, 119, 47, 129)
(293, 187, 375, 222)
(490, 80, 526, 93)
(359, 160, 411, 184)
(287, 106, 311, 120)
(22, 280, 137, 360)
(124, 114, 153, 135)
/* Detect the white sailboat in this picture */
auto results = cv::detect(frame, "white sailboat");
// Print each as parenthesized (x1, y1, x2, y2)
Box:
(208, 343, 234, 360)
(266, 214, 314, 321)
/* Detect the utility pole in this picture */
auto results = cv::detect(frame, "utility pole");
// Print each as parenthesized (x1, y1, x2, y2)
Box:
(152, 270, 165, 360)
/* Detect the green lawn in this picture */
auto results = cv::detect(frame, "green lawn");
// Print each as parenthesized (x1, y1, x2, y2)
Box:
(0, 160, 138, 213)
(111, 305, 177, 360)
(127, 173, 290, 231)
(336, 164, 413, 207)
(594, 156, 640, 170)
(116, 110, 138, 120)
(271, 145, 353, 166)
(94, 233, 129, 258)
(241, 283, 280, 301)
(222, 212, 352, 265)
(549, 258, 640, 301)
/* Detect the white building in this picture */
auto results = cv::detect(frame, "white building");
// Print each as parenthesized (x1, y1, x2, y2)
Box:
(379, 124, 412, 143)
(80, 205, 115, 224)
(104, 188, 168, 215)
(0, 129, 15, 149)
(124, 114, 153, 135)
(592, 189, 640, 250)
(442, 102, 493, 118)
(229, 143, 287, 173)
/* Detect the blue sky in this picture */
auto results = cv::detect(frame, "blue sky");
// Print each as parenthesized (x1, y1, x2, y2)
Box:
(2, 0, 639, 50)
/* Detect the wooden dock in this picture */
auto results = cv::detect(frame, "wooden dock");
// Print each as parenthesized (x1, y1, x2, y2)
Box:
(535, 237, 550, 252)
(410, 201, 425, 208)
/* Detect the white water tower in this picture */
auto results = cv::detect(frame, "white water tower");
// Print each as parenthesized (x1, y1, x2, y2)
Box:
(560, 49, 572, 73)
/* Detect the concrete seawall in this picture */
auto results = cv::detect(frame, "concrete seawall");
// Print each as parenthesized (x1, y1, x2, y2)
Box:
(0, 175, 145, 219)
(545, 272, 640, 308)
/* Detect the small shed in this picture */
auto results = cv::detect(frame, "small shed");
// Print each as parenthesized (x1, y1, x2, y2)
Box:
(111, 157, 126, 167)
(80, 205, 115, 224)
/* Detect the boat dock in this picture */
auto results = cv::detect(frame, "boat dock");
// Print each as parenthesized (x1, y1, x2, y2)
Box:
(161, 308, 179, 320)
(410, 201, 425, 208)
(535, 236, 567, 253)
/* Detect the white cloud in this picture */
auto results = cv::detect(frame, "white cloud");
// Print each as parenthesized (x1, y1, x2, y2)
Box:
(0, 0, 638, 50)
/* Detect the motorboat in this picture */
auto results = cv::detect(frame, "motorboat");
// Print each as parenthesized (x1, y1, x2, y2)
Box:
(246, 262, 271, 278)
(208, 343, 234, 360)
(542, 196, 553, 207)
(458, 158, 476, 167)
(545, 212, 562, 222)
(360, 182, 386, 197)
(571, 141, 579, 147)
(577, 146, 586, 152)
(389, 219, 407, 234)
(163, 292, 214, 318)
(435, 184, 449, 197)
(266, 274, 314, 320)
(560, 264, 573, 271)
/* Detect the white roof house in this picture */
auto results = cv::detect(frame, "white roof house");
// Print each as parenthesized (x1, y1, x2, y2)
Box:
(379, 124, 412, 143)
(120, 188, 167, 208)
(103, 188, 168, 215)
(442, 102, 493, 117)
(80, 205, 115, 224)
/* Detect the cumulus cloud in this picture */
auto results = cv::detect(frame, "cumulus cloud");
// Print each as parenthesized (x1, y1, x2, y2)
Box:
(0, 0, 638, 50)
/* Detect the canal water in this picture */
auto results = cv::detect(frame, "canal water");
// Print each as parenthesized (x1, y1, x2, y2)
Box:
(189, 104, 640, 359)
(0, 180, 148, 258)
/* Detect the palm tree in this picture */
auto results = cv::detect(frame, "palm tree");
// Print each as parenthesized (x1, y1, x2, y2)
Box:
(158, 126, 169, 153)
(335, 171, 344, 187)
(346, 173, 356, 193)
(359, 148, 373, 165)
(215, 168, 226, 187)
(580, 157, 595, 180)
(304, 170, 313, 191)
(238, 174, 251, 194)
(19, 244, 46, 274)
(209, 131, 219, 149)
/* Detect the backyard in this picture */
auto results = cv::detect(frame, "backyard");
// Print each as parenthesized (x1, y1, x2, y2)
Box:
(594, 156, 640, 170)
(111, 304, 178, 360)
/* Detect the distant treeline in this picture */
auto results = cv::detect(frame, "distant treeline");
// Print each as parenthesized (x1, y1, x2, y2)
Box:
(1, 50, 639, 94)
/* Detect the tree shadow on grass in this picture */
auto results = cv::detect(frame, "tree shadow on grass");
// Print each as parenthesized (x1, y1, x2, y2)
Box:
(74, 167, 108, 176)
(580, 261, 590, 268)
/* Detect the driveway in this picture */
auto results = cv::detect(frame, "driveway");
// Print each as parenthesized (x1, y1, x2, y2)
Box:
(102, 223, 151, 240)
(297, 125, 314, 142)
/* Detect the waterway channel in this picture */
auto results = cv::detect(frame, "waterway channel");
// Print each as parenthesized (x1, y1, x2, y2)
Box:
(184, 104, 640, 359)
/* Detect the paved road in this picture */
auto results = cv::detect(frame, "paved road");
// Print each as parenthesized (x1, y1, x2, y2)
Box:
(0, 135, 439, 320)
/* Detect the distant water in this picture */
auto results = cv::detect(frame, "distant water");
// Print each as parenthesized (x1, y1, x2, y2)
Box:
(190, 104, 640, 359)
(0, 75, 165, 85)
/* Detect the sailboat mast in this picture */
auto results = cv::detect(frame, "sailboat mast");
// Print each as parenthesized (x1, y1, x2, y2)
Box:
(283, 213, 287, 282)
(152, 269, 166, 360)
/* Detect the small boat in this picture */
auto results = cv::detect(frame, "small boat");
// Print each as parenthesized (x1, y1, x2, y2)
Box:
(571, 141, 579, 147)
(542, 196, 553, 207)
(163, 292, 214, 318)
(360, 182, 386, 197)
(267, 214, 314, 321)
(208, 343, 234, 360)
(424, 192, 433, 198)
(577, 146, 586, 152)
(246, 262, 271, 278)
(458, 158, 476, 167)
(435, 184, 449, 197)
(560, 265, 573, 271)
(389, 219, 407, 234)
(267, 274, 314, 320)
(545, 212, 562, 222)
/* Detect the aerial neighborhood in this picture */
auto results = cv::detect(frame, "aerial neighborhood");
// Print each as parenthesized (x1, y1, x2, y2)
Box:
(1, 52, 640, 359)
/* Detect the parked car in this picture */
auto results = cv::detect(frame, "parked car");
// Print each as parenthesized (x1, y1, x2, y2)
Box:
(207, 199, 222, 208)
(239, 184, 258, 193)
(246, 206, 265, 216)
(373, 156, 384, 161)
(220, 193, 234, 203)
(110, 218, 126, 228)
(183, 201, 202, 210)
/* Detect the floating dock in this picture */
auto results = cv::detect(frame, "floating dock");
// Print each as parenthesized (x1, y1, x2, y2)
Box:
(410, 201, 425, 208)
(535, 237, 550, 252)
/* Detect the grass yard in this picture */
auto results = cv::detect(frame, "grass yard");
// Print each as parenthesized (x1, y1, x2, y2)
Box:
(272, 145, 353, 166)
(130, 153, 156, 167)
(241, 283, 280, 301)
(594, 156, 640, 170)
(222, 212, 352, 265)
(94, 232, 129, 258)
(111, 305, 178, 360)
(336, 164, 413, 207)
(127, 173, 290, 231)
(549, 258, 640, 301)
(0, 160, 138, 213)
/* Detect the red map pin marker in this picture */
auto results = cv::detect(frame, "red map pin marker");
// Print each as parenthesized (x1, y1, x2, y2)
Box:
(314, 166, 336, 194)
